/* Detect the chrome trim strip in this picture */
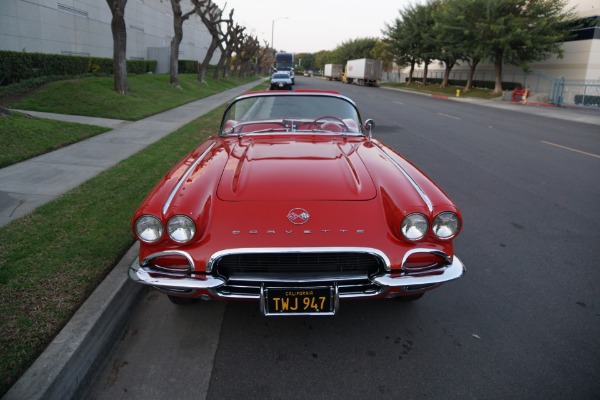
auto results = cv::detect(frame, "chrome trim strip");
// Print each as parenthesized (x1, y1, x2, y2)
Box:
(402, 248, 452, 267)
(205, 247, 392, 273)
(373, 255, 465, 287)
(162, 142, 216, 215)
(227, 273, 369, 283)
(129, 258, 225, 289)
(141, 250, 196, 270)
(376, 146, 433, 213)
(211, 287, 384, 300)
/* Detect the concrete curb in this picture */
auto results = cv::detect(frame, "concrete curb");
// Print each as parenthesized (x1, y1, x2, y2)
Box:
(3, 242, 143, 400)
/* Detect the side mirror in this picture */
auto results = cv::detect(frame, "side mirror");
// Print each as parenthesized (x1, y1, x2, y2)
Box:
(364, 119, 375, 141)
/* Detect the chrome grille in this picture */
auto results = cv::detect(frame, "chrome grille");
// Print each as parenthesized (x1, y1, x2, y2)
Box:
(216, 252, 381, 276)
(212, 252, 386, 298)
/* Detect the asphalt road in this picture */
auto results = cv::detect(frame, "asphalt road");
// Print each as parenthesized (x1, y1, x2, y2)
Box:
(85, 77, 600, 399)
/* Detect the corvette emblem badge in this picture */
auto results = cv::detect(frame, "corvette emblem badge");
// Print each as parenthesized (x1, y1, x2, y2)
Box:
(287, 208, 310, 225)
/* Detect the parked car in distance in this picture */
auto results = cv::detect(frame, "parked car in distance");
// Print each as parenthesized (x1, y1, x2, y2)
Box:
(129, 90, 465, 316)
(270, 72, 293, 90)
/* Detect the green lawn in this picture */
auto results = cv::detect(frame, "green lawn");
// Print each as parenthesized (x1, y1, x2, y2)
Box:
(0, 76, 269, 396)
(0, 74, 261, 170)
(9, 74, 258, 120)
(381, 81, 502, 99)
(0, 112, 109, 168)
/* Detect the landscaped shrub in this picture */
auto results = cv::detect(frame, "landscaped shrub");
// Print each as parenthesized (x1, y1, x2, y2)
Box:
(574, 94, 600, 107)
(178, 59, 198, 74)
(402, 76, 521, 91)
(0, 51, 157, 85)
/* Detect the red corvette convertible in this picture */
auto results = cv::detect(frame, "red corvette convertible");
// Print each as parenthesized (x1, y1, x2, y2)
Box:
(129, 90, 465, 315)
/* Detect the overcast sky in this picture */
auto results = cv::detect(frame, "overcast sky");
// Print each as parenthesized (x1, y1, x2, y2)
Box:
(212, 0, 415, 53)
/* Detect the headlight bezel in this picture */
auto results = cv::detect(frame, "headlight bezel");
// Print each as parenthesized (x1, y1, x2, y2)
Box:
(167, 215, 197, 243)
(400, 213, 429, 241)
(432, 212, 461, 240)
(134, 215, 164, 243)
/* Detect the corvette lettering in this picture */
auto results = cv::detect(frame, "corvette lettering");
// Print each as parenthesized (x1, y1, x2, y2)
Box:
(232, 229, 365, 235)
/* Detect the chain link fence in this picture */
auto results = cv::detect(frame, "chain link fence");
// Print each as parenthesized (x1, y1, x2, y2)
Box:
(551, 78, 600, 107)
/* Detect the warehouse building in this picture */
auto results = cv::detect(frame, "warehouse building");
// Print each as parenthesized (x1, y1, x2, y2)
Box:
(0, 0, 218, 72)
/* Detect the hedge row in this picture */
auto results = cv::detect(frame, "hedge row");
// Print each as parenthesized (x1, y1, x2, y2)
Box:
(0, 51, 157, 85)
(406, 77, 522, 91)
(178, 60, 217, 74)
(574, 94, 600, 107)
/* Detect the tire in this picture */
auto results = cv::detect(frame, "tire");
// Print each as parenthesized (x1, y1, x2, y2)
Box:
(168, 295, 199, 305)
(394, 293, 424, 302)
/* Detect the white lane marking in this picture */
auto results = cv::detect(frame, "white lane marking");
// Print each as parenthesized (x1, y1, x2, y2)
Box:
(437, 112, 461, 120)
(541, 141, 600, 159)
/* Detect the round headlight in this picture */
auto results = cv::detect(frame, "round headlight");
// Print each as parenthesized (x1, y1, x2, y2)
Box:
(401, 213, 429, 240)
(135, 215, 163, 243)
(167, 215, 196, 243)
(432, 212, 460, 239)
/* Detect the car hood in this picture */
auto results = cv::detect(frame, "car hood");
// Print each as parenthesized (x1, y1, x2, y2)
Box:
(217, 139, 377, 201)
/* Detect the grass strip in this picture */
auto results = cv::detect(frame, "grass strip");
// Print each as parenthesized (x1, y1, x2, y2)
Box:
(0, 113, 109, 168)
(0, 79, 269, 395)
(381, 82, 501, 99)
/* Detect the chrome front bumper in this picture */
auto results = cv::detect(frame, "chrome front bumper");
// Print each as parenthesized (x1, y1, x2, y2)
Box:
(128, 251, 465, 296)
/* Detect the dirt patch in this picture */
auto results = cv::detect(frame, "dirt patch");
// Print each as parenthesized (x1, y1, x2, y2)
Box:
(0, 83, 48, 108)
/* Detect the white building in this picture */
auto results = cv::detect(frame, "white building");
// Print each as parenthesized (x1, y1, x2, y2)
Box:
(0, 0, 219, 72)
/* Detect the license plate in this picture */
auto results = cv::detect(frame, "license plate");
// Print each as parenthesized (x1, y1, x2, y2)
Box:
(262, 286, 336, 316)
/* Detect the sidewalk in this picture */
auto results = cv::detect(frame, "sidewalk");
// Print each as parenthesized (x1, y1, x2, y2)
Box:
(381, 85, 600, 126)
(0, 80, 263, 228)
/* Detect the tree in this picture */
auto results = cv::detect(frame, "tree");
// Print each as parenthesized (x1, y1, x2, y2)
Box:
(314, 50, 334, 72)
(431, 0, 464, 88)
(409, 2, 438, 85)
(332, 37, 378, 65)
(236, 35, 260, 77)
(435, 0, 488, 91)
(223, 24, 245, 78)
(169, 0, 204, 87)
(195, 0, 229, 83)
(295, 52, 316, 72)
(256, 40, 274, 74)
(473, 0, 576, 94)
(370, 40, 393, 73)
(106, 0, 129, 94)
(385, 0, 577, 92)
(383, 6, 423, 84)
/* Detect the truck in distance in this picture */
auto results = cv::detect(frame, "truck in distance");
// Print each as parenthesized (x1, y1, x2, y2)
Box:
(324, 64, 343, 81)
(274, 51, 295, 85)
(342, 58, 382, 86)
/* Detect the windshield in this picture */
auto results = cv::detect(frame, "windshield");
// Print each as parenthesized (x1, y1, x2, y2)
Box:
(221, 94, 363, 136)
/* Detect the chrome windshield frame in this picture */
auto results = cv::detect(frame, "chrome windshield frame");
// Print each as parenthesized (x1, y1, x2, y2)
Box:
(219, 91, 366, 138)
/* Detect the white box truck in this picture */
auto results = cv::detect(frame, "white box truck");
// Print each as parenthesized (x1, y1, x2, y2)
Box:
(343, 58, 382, 86)
(324, 63, 343, 81)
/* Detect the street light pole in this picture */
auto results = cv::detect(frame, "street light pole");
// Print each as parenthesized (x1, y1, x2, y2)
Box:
(271, 17, 289, 51)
